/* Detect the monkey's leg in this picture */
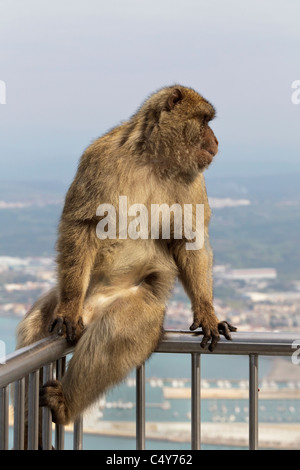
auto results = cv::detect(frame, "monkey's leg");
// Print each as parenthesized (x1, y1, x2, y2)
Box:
(39, 289, 166, 425)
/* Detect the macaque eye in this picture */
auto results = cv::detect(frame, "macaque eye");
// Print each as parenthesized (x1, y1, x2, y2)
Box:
(197, 114, 209, 126)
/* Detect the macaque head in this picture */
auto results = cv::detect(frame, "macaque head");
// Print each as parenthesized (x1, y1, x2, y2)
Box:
(133, 85, 218, 178)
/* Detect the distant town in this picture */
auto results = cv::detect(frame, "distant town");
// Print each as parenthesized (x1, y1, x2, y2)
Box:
(166, 264, 300, 332)
(0, 174, 300, 337)
(1, 255, 300, 334)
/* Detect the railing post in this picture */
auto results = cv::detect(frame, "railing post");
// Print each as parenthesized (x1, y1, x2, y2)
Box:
(42, 364, 53, 450)
(249, 354, 259, 450)
(73, 416, 83, 450)
(14, 377, 25, 450)
(55, 357, 66, 450)
(0, 386, 9, 450)
(191, 353, 201, 450)
(28, 370, 40, 450)
(2, 331, 300, 451)
(136, 364, 145, 450)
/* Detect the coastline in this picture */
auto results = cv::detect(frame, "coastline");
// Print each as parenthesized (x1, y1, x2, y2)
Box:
(8, 405, 300, 449)
(163, 387, 300, 400)
(80, 420, 300, 450)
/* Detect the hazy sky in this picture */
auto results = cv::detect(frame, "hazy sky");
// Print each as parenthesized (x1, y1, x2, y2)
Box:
(0, 0, 299, 183)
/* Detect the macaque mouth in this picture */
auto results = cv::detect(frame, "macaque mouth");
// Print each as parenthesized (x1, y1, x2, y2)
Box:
(201, 148, 216, 158)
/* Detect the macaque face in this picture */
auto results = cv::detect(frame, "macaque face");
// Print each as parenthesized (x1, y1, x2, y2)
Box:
(198, 124, 219, 166)
(128, 85, 219, 176)
(182, 113, 218, 170)
(165, 87, 219, 171)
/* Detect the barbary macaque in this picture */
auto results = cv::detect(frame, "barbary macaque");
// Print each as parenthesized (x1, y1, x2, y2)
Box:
(17, 85, 236, 426)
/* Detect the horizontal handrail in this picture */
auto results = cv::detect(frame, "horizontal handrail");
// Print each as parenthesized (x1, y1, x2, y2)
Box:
(0, 337, 73, 388)
(157, 330, 298, 355)
(0, 330, 298, 389)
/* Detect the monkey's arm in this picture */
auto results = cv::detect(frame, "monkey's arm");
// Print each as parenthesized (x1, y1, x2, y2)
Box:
(172, 236, 236, 351)
(50, 219, 98, 343)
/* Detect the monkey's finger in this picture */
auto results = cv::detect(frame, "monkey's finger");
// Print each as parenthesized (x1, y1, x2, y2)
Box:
(189, 322, 200, 331)
(48, 319, 57, 333)
(49, 317, 63, 334)
(39, 381, 56, 406)
(218, 321, 238, 340)
(65, 321, 76, 343)
(226, 321, 238, 332)
(218, 322, 232, 341)
(55, 317, 65, 336)
(39, 387, 48, 408)
(200, 328, 211, 349)
(209, 332, 220, 352)
(65, 318, 84, 344)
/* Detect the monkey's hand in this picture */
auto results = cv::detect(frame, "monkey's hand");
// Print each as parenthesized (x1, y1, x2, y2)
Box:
(190, 302, 237, 352)
(49, 304, 85, 344)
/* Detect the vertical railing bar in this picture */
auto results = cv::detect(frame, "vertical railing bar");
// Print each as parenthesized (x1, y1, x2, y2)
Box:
(73, 416, 83, 450)
(0, 386, 9, 450)
(249, 354, 259, 450)
(55, 357, 66, 450)
(136, 364, 146, 450)
(14, 377, 25, 450)
(28, 370, 40, 450)
(42, 363, 53, 450)
(191, 353, 201, 450)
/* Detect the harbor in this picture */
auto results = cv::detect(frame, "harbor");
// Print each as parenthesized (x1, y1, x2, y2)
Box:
(80, 420, 300, 449)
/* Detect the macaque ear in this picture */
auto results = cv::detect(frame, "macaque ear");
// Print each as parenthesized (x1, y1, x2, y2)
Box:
(167, 88, 183, 111)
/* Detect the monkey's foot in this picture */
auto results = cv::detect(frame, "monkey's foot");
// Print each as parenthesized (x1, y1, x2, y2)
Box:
(49, 314, 85, 344)
(190, 319, 237, 352)
(40, 380, 71, 425)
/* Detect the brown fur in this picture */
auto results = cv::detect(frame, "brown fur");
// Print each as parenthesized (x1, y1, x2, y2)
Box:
(16, 85, 236, 428)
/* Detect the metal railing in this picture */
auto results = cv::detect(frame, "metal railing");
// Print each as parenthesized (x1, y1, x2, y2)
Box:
(0, 330, 298, 450)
